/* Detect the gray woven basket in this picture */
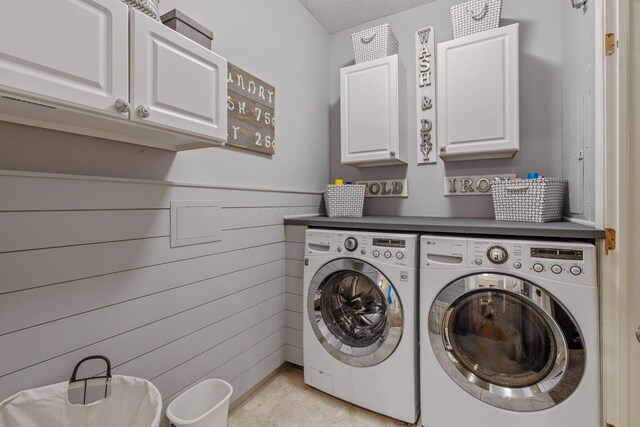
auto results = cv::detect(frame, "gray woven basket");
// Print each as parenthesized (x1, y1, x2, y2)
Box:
(492, 178, 567, 223)
(324, 185, 365, 218)
(121, 0, 161, 21)
(450, 0, 502, 39)
(351, 24, 399, 63)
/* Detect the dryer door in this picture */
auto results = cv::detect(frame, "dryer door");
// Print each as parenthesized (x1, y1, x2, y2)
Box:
(307, 258, 403, 367)
(429, 273, 585, 411)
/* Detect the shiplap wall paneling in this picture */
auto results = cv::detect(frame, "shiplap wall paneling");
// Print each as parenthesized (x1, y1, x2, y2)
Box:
(284, 225, 306, 366)
(0, 171, 321, 418)
(0, 172, 323, 211)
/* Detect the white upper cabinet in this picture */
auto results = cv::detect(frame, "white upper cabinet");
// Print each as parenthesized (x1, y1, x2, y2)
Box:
(130, 11, 227, 141)
(341, 55, 407, 167)
(0, 3, 227, 151)
(0, 0, 129, 117)
(437, 24, 519, 161)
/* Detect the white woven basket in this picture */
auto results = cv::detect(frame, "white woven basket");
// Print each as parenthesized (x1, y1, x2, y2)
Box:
(120, 0, 160, 21)
(324, 185, 365, 218)
(450, 0, 502, 39)
(351, 24, 399, 63)
(492, 178, 567, 223)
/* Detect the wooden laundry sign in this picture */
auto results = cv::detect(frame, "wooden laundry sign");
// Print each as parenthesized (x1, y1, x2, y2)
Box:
(227, 63, 276, 155)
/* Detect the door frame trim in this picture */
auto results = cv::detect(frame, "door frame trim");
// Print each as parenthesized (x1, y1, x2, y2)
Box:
(600, 0, 630, 425)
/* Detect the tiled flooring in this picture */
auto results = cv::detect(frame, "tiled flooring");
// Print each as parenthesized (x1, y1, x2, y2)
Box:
(229, 365, 418, 426)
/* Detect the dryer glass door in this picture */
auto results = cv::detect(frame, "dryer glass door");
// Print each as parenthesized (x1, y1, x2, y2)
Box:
(307, 258, 403, 367)
(429, 273, 585, 412)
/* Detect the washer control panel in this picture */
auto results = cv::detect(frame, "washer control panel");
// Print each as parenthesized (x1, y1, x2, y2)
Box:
(306, 230, 417, 267)
(421, 235, 595, 286)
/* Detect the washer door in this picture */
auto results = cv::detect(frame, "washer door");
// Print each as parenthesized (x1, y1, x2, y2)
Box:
(307, 258, 403, 367)
(429, 273, 585, 411)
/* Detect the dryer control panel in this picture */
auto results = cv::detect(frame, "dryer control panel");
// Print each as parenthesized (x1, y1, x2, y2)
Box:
(421, 235, 596, 286)
(306, 230, 418, 268)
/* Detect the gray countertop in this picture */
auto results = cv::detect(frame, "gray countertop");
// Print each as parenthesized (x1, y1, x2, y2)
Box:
(283, 216, 605, 240)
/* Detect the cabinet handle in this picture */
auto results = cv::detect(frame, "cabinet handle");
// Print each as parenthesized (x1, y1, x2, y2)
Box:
(440, 146, 446, 152)
(136, 105, 151, 118)
(390, 151, 396, 157)
(115, 99, 130, 113)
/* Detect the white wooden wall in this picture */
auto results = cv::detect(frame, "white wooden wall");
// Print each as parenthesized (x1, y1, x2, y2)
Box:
(284, 225, 307, 366)
(0, 171, 320, 420)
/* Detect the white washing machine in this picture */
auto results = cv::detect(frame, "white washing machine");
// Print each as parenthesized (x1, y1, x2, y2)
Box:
(303, 229, 419, 424)
(420, 235, 600, 427)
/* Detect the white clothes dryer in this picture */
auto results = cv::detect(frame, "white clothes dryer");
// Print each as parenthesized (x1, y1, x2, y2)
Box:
(303, 229, 419, 424)
(420, 235, 600, 427)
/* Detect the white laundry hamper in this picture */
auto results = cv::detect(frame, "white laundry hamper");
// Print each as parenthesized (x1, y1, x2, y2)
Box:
(0, 356, 162, 427)
(166, 379, 233, 427)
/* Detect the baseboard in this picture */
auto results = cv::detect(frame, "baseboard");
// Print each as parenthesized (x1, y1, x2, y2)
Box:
(228, 362, 294, 414)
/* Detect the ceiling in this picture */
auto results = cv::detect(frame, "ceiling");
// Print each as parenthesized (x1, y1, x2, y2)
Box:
(298, 0, 436, 34)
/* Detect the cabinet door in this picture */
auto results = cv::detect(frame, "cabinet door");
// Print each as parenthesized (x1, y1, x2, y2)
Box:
(0, 0, 129, 116)
(130, 10, 227, 142)
(437, 24, 519, 161)
(341, 55, 403, 166)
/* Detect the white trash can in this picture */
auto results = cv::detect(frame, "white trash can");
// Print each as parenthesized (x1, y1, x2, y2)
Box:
(167, 380, 233, 427)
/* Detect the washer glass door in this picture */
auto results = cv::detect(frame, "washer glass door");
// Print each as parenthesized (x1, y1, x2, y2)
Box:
(429, 273, 585, 411)
(308, 258, 403, 367)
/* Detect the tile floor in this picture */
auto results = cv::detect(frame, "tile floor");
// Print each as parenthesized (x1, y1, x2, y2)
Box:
(228, 365, 418, 426)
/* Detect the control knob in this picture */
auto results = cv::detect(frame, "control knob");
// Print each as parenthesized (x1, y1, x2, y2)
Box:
(570, 266, 583, 276)
(372, 250, 380, 258)
(487, 246, 508, 264)
(533, 263, 544, 273)
(551, 265, 563, 274)
(344, 237, 358, 252)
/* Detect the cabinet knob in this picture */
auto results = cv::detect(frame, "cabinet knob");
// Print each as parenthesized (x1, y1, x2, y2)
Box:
(115, 99, 130, 114)
(390, 151, 396, 157)
(440, 146, 446, 152)
(136, 105, 151, 118)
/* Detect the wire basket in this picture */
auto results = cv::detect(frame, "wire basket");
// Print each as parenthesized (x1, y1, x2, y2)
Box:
(450, 0, 502, 39)
(351, 24, 399, 63)
(120, 0, 161, 21)
(492, 178, 568, 223)
(324, 185, 365, 218)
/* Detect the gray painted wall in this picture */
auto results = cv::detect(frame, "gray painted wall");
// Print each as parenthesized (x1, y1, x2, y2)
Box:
(0, 0, 331, 194)
(329, 0, 564, 218)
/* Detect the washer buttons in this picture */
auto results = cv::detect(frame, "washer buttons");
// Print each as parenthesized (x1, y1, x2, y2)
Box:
(337, 247, 342, 253)
(570, 266, 583, 276)
(396, 252, 404, 260)
(513, 261, 522, 269)
(384, 251, 392, 259)
(474, 258, 483, 266)
(361, 249, 367, 255)
(372, 250, 380, 258)
(551, 265, 563, 274)
(533, 263, 544, 273)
